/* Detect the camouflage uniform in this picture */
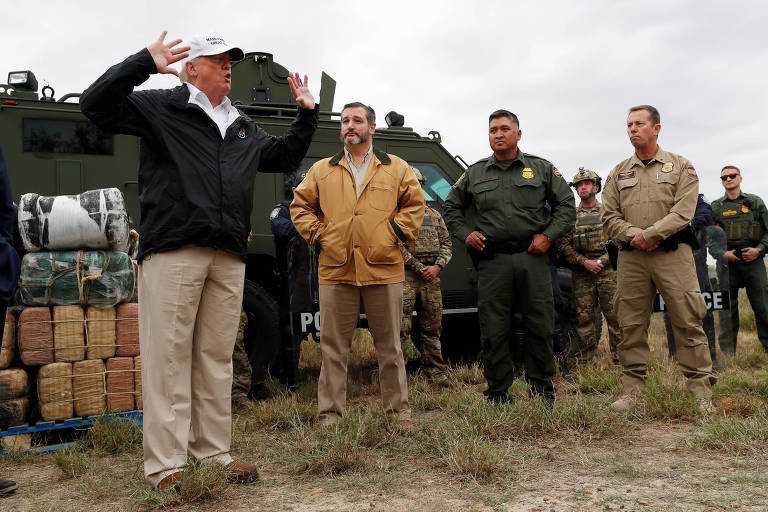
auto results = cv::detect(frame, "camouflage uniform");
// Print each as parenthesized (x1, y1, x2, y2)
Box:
(400, 204, 452, 379)
(231, 310, 251, 407)
(560, 198, 621, 363)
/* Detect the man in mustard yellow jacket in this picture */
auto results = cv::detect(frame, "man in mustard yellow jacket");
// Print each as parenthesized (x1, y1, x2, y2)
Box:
(291, 102, 425, 426)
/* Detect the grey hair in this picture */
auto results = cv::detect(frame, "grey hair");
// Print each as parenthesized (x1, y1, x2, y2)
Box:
(178, 58, 197, 83)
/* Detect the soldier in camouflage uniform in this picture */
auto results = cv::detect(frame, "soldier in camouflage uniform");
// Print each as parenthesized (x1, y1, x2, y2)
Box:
(400, 167, 453, 385)
(231, 310, 251, 408)
(559, 168, 621, 363)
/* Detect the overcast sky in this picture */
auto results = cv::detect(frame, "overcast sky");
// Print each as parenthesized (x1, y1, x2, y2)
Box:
(2, 0, 767, 203)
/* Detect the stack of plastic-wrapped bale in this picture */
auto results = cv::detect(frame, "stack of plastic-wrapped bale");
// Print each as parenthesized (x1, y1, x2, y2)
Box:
(0, 188, 143, 426)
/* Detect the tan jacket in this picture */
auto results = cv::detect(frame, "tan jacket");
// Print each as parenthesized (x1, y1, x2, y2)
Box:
(601, 147, 698, 245)
(290, 148, 425, 285)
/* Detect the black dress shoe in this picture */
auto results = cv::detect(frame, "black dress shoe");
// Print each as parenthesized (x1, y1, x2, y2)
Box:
(0, 478, 17, 495)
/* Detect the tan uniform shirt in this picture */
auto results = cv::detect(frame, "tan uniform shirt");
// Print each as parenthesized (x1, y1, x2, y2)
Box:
(601, 147, 699, 245)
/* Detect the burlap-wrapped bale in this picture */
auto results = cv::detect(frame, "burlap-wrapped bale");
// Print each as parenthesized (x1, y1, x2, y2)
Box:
(38, 362, 74, 421)
(106, 357, 134, 412)
(72, 359, 105, 417)
(18, 307, 54, 366)
(85, 307, 116, 360)
(134, 356, 142, 410)
(0, 397, 31, 429)
(0, 368, 29, 400)
(53, 306, 85, 362)
(17, 188, 130, 253)
(0, 309, 15, 369)
(116, 303, 139, 357)
(19, 251, 136, 307)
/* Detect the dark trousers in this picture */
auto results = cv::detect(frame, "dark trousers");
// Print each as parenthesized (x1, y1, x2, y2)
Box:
(0, 300, 6, 342)
(477, 252, 556, 398)
(719, 258, 768, 353)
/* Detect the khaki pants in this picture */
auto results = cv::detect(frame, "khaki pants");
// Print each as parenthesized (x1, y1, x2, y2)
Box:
(615, 245, 714, 398)
(139, 246, 245, 486)
(318, 283, 410, 420)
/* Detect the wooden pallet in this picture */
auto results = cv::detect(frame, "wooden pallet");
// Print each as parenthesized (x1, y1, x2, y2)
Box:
(0, 410, 142, 454)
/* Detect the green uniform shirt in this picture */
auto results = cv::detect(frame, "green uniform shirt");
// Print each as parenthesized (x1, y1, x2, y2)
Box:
(711, 191, 768, 254)
(443, 151, 576, 243)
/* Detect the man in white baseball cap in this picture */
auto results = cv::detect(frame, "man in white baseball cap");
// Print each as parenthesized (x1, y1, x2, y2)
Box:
(81, 31, 318, 491)
(184, 32, 245, 63)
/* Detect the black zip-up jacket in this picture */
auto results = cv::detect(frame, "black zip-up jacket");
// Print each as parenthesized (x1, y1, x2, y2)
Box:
(80, 48, 318, 261)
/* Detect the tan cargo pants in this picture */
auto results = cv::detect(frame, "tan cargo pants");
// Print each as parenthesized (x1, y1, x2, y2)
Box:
(615, 245, 715, 398)
(318, 282, 410, 421)
(138, 246, 245, 486)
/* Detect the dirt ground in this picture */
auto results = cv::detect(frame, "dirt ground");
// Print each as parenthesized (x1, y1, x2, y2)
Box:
(2, 325, 767, 511)
(1, 407, 766, 511)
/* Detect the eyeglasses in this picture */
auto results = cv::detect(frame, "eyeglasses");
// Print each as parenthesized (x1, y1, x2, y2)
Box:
(721, 174, 739, 181)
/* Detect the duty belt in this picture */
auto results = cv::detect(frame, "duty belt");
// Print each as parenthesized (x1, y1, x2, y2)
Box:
(490, 238, 532, 254)
(467, 237, 532, 270)
(618, 225, 699, 252)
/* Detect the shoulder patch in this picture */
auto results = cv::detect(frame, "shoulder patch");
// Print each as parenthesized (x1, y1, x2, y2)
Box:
(452, 172, 467, 188)
(605, 175, 612, 186)
(269, 207, 282, 220)
(686, 166, 698, 179)
(553, 168, 562, 178)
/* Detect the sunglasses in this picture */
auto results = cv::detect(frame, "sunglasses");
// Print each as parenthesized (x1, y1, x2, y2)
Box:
(720, 174, 739, 181)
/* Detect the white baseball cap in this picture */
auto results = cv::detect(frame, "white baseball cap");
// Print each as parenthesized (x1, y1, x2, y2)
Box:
(183, 32, 244, 63)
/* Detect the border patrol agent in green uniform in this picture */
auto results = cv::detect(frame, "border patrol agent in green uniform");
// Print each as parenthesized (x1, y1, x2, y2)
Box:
(443, 110, 576, 404)
(711, 165, 768, 354)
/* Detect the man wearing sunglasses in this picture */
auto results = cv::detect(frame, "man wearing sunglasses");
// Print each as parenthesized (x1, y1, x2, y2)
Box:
(711, 167, 768, 355)
(602, 105, 715, 414)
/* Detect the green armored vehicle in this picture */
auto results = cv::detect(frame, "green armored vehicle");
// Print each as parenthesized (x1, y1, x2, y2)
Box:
(0, 54, 481, 385)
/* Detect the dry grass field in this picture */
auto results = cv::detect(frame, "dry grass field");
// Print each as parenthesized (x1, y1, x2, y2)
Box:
(1, 300, 767, 511)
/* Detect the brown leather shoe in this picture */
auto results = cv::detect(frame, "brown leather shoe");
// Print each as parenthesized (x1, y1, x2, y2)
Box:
(225, 461, 260, 483)
(156, 472, 182, 493)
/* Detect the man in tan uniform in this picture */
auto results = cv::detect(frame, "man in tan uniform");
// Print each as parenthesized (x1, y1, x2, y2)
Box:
(602, 105, 715, 412)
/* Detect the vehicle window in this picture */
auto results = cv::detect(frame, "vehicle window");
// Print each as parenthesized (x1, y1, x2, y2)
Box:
(412, 163, 452, 203)
(23, 119, 113, 155)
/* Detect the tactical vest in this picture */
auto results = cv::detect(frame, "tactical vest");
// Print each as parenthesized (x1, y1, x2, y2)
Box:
(408, 210, 440, 263)
(572, 211, 604, 257)
(717, 198, 764, 248)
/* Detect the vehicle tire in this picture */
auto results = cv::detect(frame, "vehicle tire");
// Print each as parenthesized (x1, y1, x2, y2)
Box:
(242, 279, 282, 390)
(440, 312, 481, 363)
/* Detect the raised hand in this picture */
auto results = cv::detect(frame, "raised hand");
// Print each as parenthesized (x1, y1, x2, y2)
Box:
(146, 31, 190, 77)
(288, 72, 316, 109)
